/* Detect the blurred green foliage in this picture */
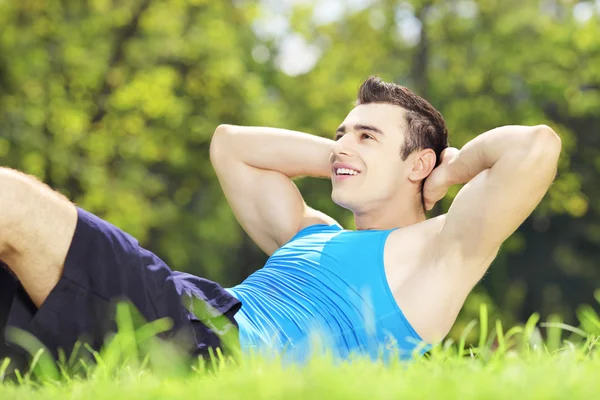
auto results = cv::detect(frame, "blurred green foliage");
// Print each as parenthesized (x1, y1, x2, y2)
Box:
(1, 0, 599, 342)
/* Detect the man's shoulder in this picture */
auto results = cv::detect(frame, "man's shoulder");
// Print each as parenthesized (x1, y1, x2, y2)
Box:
(385, 215, 446, 250)
(383, 215, 447, 273)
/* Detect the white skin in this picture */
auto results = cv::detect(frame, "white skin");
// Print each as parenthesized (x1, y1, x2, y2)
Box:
(211, 102, 561, 344)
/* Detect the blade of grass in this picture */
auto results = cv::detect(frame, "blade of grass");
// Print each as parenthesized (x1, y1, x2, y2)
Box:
(521, 313, 540, 352)
(5, 327, 59, 382)
(577, 305, 600, 335)
(495, 319, 506, 354)
(543, 314, 563, 353)
(135, 318, 173, 345)
(478, 303, 488, 352)
(458, 320, 478, 358)
(115, 302, 139, 369)
(539, 322, 588, 339)
(0, 357, 11, 382)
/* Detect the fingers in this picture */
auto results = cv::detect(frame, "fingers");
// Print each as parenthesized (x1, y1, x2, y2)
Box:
(424, 192, 443, 211)
(424, 198, 435, 211)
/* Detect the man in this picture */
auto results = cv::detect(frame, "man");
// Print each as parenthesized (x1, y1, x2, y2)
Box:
(211, 76, 561, 362)
(0, 76, 560, 368)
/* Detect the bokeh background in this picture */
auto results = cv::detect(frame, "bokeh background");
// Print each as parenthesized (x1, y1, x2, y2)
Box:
(1, 0, 599, 343)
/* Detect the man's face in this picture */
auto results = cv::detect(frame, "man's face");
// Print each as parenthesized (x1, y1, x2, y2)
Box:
(330, 103, 410, 214)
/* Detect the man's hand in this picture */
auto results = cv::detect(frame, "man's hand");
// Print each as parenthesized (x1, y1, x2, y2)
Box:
(423, 147, 460, 211)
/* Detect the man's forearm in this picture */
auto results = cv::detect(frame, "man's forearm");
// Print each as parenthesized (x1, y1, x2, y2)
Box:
(446, 125, 560, 186)
(211, 124, 334, 179)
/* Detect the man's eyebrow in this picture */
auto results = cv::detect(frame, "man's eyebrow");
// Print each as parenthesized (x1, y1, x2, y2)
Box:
(354, 124, 385, 135)
(335, 124, 385, 136)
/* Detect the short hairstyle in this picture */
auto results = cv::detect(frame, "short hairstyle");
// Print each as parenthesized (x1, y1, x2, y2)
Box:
(355, 76, 449, 168)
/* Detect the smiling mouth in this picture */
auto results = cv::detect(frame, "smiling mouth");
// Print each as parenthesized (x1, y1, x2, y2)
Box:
(334, 167, 361, 177)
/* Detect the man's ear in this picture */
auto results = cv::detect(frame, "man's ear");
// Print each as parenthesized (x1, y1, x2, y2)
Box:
(408, 149, 436, 183)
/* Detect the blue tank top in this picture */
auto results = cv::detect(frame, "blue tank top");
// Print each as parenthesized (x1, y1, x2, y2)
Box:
(226, 224, 428, 363)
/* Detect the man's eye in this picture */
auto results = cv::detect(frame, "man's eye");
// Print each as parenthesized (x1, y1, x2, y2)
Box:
(334, 134, 343, 141)
(362, 133, 373, 140)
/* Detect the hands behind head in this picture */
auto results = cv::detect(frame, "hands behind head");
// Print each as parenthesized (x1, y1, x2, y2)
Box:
(423, 147, 460, 211)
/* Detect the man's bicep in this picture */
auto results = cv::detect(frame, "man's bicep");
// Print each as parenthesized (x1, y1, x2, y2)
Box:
(438, 153, 555, 269)
(214, 160, 334, 255)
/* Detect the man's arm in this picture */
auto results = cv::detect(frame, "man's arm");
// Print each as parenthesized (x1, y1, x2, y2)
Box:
(437, 124, 562, 283)
(210, 125, 337, 255)
(383, 125, 561, 343)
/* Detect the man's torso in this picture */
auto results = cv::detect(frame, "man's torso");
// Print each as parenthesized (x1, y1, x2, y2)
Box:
(227, 223, 430, 362)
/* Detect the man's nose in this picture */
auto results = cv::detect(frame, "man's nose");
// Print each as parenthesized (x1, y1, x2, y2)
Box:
(332, 135, 355, 157)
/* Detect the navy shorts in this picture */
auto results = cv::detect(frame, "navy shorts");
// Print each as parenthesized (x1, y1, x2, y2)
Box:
(0, 208, 241, 367)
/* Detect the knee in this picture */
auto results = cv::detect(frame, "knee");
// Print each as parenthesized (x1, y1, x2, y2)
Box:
(0, 168, 76, 266)
(0, 168, 32, 215)
(0, 168, 76, 288)
(0, 169, 29, 253)
(0, 168, 55, 246)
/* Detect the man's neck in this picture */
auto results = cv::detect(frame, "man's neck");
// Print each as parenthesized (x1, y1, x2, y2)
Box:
(353, 197, 426, 231)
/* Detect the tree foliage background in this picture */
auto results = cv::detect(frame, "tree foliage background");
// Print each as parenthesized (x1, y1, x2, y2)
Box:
(1, 0, 599, 342)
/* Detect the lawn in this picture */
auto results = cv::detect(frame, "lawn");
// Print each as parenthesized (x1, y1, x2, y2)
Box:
(1, 303, 600, 399)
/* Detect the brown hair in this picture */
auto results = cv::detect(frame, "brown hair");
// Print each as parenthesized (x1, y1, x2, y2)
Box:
(356, 76, 449, 168)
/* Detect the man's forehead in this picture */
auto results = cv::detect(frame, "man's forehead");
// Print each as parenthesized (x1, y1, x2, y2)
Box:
(341, 103, 406, 128)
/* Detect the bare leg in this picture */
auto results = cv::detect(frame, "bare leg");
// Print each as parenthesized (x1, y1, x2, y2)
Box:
(0, 168, 77, 308)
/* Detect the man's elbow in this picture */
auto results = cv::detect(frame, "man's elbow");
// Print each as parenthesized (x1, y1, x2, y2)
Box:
(210, 124, 236, 165)
(524, 125, 562, 167)
(211, 124, 235, 144)
(520, 125, 561, 186)
(533, 124, 562, 156)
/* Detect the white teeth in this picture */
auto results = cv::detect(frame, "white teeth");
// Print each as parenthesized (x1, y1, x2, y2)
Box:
(336, 168, 359, 176)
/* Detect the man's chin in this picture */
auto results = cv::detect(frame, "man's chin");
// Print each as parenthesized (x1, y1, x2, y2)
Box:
(331, 192, 355, 211)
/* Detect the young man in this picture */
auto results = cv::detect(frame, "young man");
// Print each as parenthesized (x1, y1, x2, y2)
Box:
(211, 76, 561, 362)
(0, 76, 560, 367)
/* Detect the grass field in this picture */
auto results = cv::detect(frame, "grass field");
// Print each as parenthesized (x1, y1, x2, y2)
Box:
(1, 302, 600, 399)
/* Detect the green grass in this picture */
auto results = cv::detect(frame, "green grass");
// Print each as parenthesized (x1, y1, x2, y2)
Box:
(2, 298, 600, 399)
